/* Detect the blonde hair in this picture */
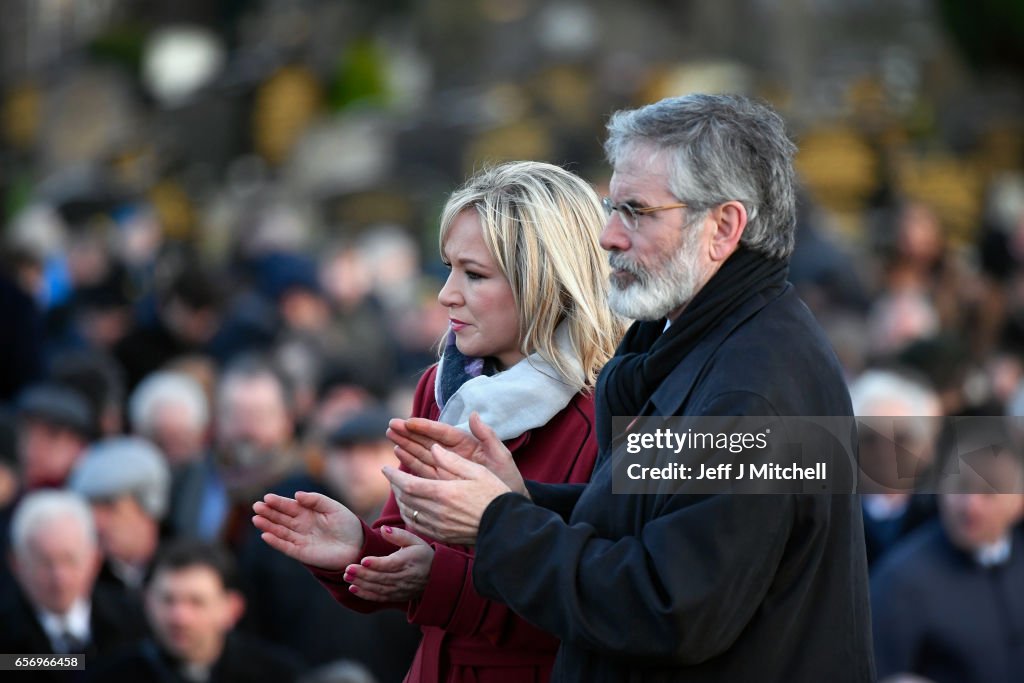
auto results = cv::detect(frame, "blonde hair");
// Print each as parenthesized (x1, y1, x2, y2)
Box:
(439, 161, 624, 390)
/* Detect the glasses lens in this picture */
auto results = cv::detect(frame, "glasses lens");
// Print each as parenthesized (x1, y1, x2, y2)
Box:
(621, 204, 638, 231)
(602, 198, 636, 231)
(601, 197, 615, 218)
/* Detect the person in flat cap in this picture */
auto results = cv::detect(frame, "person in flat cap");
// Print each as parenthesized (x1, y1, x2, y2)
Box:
(67, 436, 170, 612)
(15, 382, 95, 491)
(3, 382, 93, 586)
(323, 406, 401, 523)
(1, 384, 95, 602)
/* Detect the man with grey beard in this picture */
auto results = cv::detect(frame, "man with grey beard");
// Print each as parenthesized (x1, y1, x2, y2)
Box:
(286, 94, 875, 681)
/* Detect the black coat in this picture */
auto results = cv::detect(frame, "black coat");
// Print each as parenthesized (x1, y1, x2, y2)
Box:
(472, 284, 875, 681)
(871, 522, 1024, 683)
(0, 582, 141, 683)
(862, 493, 937, 568)
(0, 273, 44, 402)
(87, 633, 302, 683)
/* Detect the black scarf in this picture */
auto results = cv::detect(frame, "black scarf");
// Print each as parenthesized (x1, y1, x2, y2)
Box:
(595, 246, 789, 452)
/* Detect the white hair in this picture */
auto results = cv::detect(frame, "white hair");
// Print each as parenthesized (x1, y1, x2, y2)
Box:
(130, 371, 209, 434)
(849, 370, 940, 418)
(10, 490, 97, 557)
(849, 369, 941, 445)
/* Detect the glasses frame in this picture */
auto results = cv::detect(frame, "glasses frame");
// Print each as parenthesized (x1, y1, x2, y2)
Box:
(602, 196, 689, 232)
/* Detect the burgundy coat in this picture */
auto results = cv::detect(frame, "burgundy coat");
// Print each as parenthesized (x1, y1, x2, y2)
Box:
(310, 364, 598, 683)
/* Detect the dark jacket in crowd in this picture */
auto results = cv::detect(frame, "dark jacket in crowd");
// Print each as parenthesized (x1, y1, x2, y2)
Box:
(872, 521, 1024, 683)
(237, 471, 421, 683)
(87, 633, 302, 683)
(0, 273, 45, 402)
(862, 492, 937, 567)
(0, 583, 141, 682)
(470, 272, 875, 681)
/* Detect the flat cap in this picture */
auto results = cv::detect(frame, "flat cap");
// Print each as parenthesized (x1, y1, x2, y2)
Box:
(326, 407, 394, 449)
(67, 436, 170, 520)
(17, 383, 94, 437)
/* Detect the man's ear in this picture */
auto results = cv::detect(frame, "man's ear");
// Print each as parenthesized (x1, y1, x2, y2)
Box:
(225, 589, 246, 628)
(709, 201, 748, 262)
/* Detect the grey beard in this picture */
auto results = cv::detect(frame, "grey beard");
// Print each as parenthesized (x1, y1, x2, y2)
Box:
(607, 243, 707, 321)
(216, 442, 296, 501)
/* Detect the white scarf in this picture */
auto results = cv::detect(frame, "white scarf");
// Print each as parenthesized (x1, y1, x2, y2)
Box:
(435, 323, 585, 441)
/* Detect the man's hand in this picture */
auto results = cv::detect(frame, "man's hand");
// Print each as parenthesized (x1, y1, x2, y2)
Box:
(252, 491, 364, 571)
(342, 526, 434, 602)
(388, 412, 528, 496)
(382, 444, 513, 545)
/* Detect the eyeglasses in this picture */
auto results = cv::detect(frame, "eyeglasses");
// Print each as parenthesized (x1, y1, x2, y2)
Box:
(602, 196, 688, 232)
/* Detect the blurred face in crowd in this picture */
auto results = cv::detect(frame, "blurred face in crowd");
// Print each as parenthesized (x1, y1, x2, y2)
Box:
(146, 565, 243, 667)
(279, 288, 330, 332)
(321, 247, 372, 309)
(857, 401, 937, 495)
(146, 400, 205, 466)
(312, 385, 373, 435)
(0, 463, 17, 509)
(12, 517, 101, 615)
(323, 442, 397, 519)
(896, 202, 943, 265)
(163, 298, 219, 346)
(78, 305, 132, 349)
(939, 452, 1024, 551)
(216, 374, 293, 453)
(601, 148, 714, 321)
(438, 210, 523, 369)
(18, 418, 88, 489)
(90, 495, 159, 566)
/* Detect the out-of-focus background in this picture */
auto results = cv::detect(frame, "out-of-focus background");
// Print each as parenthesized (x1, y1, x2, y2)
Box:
(0, 1, 1023, 682)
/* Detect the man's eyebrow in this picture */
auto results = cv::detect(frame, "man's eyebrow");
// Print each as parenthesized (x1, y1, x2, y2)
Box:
(614, 196, 646, 207)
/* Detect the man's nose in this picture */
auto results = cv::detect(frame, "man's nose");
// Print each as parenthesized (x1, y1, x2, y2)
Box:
(599, 216, 631, 252)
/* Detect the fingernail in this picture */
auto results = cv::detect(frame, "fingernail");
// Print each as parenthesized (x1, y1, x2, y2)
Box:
(344, 573, 353, 582)
(362, 559, 372, 567)
(383, 526, 393, 534)
(349, 585, 359, 594)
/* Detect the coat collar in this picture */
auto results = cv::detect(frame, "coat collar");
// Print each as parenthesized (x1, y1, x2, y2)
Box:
(645, 282, 790, 417)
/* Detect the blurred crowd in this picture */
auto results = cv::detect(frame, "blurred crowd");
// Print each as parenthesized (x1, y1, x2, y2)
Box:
(1, 1, 1023, 682)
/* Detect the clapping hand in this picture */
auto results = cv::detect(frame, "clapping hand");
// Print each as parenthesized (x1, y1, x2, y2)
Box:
(342, 526, 434, 602)
(252, 491, 364, 571)
(388, 412, 527, 496)
(382, 443, 512, 545)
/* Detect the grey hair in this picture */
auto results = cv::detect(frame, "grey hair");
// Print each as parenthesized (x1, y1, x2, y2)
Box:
(299, 659, 379, 683)
(849, 369, 941, 444)
(849, 369, 940, 418)
(217, 353, 294, 414)
(10, 490, 97, 556)
(604, 94, 798, 260)
(130, 371, 210, 434)
(68, 436, 172, 520)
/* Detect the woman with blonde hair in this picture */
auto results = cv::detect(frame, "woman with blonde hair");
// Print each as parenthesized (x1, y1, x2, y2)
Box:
(254, 161, 623, 683)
